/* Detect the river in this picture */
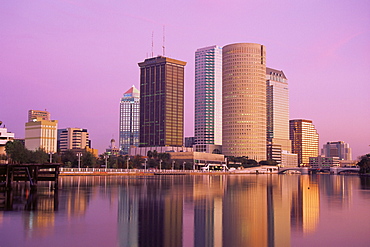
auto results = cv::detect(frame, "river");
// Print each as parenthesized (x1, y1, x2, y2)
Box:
(1, 174, 369, 247)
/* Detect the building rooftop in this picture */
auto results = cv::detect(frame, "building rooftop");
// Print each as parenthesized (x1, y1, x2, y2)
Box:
(267, 67, 287, 80)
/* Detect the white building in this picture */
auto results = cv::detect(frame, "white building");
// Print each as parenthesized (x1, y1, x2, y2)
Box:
(194, 45, 222, 153)
(0, 125, 15, 155)
(58, 128, 90, 152)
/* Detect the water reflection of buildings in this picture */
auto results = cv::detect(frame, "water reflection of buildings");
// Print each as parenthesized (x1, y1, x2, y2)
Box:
(114, 175, 322, 247)
(2, 175, 362, 246)
(193, 176, 225, 247)
(321, 175, 353, 209)
(291, 176, 320, 235)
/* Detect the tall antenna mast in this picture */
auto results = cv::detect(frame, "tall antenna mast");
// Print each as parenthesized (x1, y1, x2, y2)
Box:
(162, 25, 165, 56)
(151, 31, 154, 57)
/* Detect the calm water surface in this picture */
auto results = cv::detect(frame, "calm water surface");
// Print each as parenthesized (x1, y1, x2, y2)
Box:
(1, 174, 370, 247)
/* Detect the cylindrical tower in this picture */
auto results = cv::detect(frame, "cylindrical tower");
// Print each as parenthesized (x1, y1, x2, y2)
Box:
(222, 43, 266, 161)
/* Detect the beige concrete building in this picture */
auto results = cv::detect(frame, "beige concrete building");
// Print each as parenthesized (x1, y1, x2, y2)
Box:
(25, 119, 58, 153)
(281, 150, 298, 167)
(222, 43, 266, 161)
(28, 110, 50, 122)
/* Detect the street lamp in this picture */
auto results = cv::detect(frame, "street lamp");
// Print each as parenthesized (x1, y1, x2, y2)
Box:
(49, 152, 53, 163)
(160, 159, 162, 170)
(104, 154, 108, 170)
(77, 153, 82, 170)
(172, 160, 175, 170)
(144, 158, 147, 171)
(183, 161, 186, 170)
(126, 157, 130, 171)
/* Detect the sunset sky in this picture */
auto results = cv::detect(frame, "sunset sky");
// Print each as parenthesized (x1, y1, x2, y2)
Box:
(1, 0, 369, 158)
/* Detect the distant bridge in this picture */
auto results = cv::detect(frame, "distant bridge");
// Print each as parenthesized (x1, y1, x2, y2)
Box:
(278, 167, 359, 174)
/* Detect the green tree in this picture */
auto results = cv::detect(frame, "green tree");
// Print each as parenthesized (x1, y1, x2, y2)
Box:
(132, 155, 144, 168)
(5, 140, 30, 164)
(29, 148, 49, 164)
(358, 154, 370, 174)
(259, 160, 278, 166)
(158, 152, 171, 169)
(82, 151, 97, 168)
(152, 150, 158, 160)
(148, 158, 158, 168)
(61, 150, 78, 167)
(227, 156, 258, 168)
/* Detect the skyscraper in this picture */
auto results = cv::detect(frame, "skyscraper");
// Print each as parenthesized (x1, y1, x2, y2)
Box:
(138, 56, 186, 147)
(222, 43, 266, 161)
(266, 67, 291, 164)
(289, 119, 319, 166)
(119, 85, 140, 155)
(194, 45, 222, 153)
(25, 110, 58, 153)
(321, 141, 352, 160)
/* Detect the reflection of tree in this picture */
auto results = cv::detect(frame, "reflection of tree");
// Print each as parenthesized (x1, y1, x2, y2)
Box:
(360, 176, 370, 190)
(358, 154, 370, 174)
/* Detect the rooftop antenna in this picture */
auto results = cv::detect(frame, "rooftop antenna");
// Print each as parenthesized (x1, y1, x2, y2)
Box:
(162, 25, 165, 56)
(151, 31, 154, 57)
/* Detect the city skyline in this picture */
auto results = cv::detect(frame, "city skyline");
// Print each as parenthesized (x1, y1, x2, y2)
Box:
(1, 1, 369, 158)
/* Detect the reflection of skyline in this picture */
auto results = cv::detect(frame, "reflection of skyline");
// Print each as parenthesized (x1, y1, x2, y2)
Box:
(291, 175, 320, 235)
(321, 175, 353, 209)
(0, 175, 363, 246)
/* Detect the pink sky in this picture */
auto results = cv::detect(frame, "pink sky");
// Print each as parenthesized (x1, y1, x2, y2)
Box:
(1, 0, 369, 158)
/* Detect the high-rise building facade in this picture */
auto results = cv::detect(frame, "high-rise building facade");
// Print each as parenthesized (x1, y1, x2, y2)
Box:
(25, 110, 58, 153)
(28, 110, 50, 122)
(289, 119, 319, 166)
(266, 67, 291, 164)
(194, 45, 222, 153)
(222, 43, 266, 161)
(321, 141, 352, 160)
(138, 56, 186, 147)
(58, 128, 90, 152)
(119, 85, 140, 155)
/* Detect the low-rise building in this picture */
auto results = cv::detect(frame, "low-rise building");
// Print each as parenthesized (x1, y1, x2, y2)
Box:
(281, 150, 298, 167)
(0, 124, 15, 156)
(130, 146, 193, 156)
(58, 128, 90, 152)
(309, 156, 340, 169)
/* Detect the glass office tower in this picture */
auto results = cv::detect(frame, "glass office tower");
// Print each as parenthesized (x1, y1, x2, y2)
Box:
(266, 67, 291, 164)
(119, 85, 140, 154)
(194, 45, 222, 153)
